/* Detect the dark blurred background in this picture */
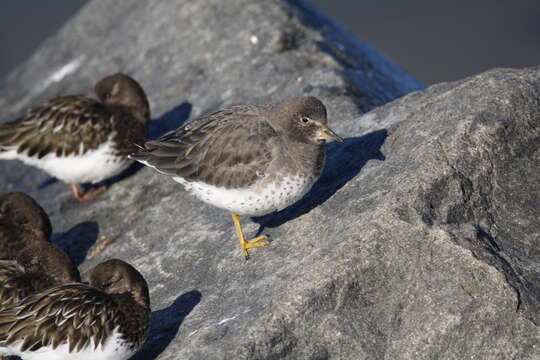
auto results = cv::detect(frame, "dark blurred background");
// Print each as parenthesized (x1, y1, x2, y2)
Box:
(1, 0, 539, 85)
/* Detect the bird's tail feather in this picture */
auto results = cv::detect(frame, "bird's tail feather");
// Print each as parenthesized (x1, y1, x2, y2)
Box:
(0, 121, 24, 147)
(128, 139, 180, 177)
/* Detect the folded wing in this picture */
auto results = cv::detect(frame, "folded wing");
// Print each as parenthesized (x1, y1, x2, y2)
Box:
(131, 106, 278, 189)
(0, 283, 119, 353)
(0, 96, 114, 158)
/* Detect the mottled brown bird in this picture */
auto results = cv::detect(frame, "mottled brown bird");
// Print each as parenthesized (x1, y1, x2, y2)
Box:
(130, 96, 342, 258)
(0, 73, 150, 202)
(0, 259, 150, 360)
(0, 192, 52, 260)
(0, 242, 80, 312)
(0, 242, 79, 360)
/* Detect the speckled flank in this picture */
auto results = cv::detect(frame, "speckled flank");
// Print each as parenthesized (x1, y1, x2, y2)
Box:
(174, 173, 317, 216)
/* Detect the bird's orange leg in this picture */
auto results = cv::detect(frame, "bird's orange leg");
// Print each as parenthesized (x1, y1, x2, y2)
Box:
(70, 184, 108, 202)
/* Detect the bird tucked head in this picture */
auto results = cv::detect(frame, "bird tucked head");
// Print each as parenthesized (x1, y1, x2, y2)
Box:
(0, 192, 52, 253)
(89, 259, 150, 308)
(16, 242, 80, 284)
(269, 96, 343, 145)
(94, 73, 150, 123)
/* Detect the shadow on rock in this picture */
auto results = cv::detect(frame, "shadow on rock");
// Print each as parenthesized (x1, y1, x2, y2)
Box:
(51, 221, 99, 266)
(149, 101, 192, 139)
(253, 129, 387, 232)
(131, 290, 202, 360)
(84, 161, 144, 193)
(37, 177, 59, 190)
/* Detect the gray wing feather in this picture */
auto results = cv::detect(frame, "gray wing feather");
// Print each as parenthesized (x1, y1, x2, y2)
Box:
(130, 106, 277, 189)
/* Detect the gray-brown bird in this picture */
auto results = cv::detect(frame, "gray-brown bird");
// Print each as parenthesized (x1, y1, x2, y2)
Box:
(130, 96, 342, 258)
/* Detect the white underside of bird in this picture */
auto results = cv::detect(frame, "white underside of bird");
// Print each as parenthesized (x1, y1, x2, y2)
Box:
(0, 327, 135, 360)
(173, 173, 316, 216)
(0, 136, 130, 184)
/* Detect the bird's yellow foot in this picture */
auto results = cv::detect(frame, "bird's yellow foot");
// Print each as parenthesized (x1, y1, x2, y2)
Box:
(240, 234, 270, 259)
(231, 213, 271, 259)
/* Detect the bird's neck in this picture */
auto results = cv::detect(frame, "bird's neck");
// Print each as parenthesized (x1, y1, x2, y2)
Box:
(282, 139, 326, 176)
(110, 293, 150, 348)
(110, 106, 150, 126)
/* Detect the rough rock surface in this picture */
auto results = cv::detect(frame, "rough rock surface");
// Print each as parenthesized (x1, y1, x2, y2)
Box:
(1, 0, 539, 359)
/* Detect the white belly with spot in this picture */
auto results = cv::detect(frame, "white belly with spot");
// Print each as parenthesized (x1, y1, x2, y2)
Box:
(0, 328, 136, 360)
(173, 174, 317, 216)
(0, 139, 130, 184)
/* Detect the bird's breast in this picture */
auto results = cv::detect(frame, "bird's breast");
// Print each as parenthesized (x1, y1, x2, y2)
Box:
(173, 173, 317, 216)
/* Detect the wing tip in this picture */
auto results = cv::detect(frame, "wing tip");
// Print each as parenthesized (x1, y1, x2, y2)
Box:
(128, 152, 150, 166)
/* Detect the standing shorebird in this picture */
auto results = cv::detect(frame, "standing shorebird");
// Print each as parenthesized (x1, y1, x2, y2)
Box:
(0, 73, 150, 202)
(0, 192, 52, 259)
(0, 259, 150, 360)
(130, 96, 342, 259)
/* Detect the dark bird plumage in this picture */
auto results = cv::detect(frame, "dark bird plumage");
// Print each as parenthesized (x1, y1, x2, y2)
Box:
(0, 259, 150, 360)
(0, 192, 52, 260)
(0, 73, 150, 202)
(0, 242, 80, 313)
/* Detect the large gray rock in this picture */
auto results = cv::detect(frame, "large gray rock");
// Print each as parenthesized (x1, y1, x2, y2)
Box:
(1, 0, 539, 359)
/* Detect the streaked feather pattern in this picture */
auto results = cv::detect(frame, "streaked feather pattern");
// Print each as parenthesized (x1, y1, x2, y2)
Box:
(0, 73, 150, 190)
(131, 105, 277, 189)
(0, 284, 149, 353)
(0, 261, 34, 312)
(0, 242, 80, 314)
(0, 96, 113, 158)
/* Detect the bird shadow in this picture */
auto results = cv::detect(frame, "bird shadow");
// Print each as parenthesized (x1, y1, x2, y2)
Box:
(253, 129, 387, 233)
(148, 101, 192, 139)
(131, 290, 202, 360)
(50, 221, 99, 266)
(36, 102, 193, 194)
(37, 177, 59, 189)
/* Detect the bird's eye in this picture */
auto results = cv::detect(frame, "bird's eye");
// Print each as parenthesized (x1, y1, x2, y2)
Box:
(300, 117, 310, 124)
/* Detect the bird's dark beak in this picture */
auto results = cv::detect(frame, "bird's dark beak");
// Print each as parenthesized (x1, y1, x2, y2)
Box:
(316, 125, 344, 143)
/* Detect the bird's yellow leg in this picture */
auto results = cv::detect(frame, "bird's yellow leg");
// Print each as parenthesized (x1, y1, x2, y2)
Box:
(231, 213, 270, 259)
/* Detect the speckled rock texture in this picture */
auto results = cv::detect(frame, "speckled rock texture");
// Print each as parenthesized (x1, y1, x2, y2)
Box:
(1, 0, 539, 359)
